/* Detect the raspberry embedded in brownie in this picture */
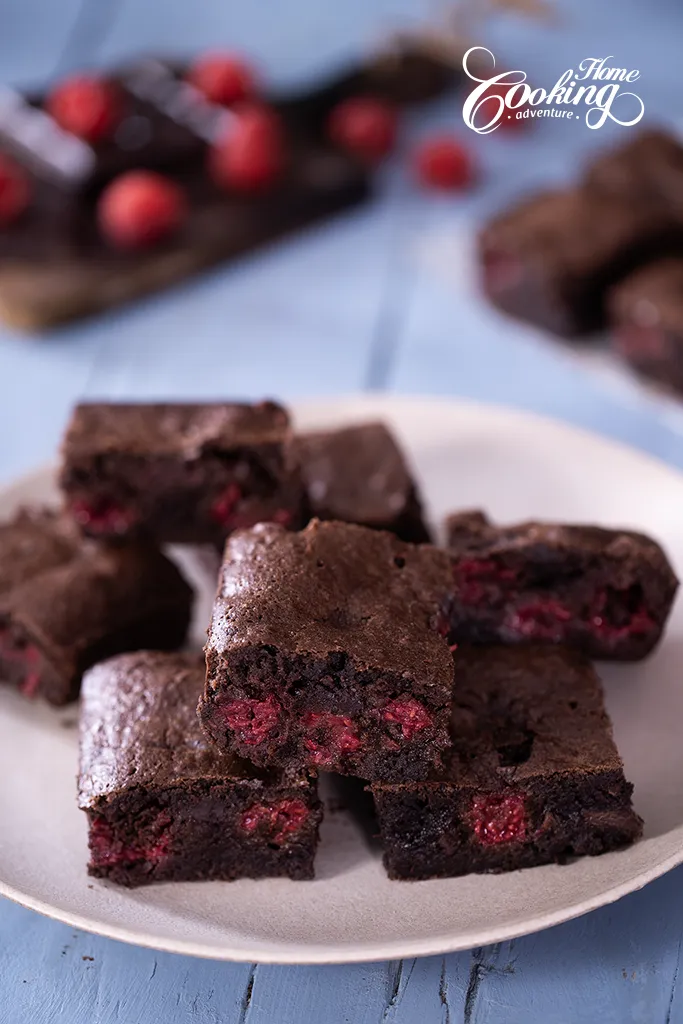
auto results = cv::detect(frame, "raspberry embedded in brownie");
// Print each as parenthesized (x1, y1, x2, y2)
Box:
(371, 646, 642, 880)
(444, 510, 677, 660)
(200, 519, 455, 781)
(79, 652, 322, 886)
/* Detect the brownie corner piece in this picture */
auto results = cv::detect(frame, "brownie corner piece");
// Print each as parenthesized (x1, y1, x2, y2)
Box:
(444, 511, 678, 660)
(58, 400, 304, 543)
(200, 519, 454, 780)
(0, 540, 193, 705)
(79, 651, 322, 886)
(294, 420, 432, 543)
(371, 645, 643, 881)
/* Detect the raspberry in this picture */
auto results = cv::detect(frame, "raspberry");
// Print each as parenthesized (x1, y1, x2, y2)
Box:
(98, 170, 187, 249)
(210, 483, 242, 527)
(46, 75, 120, 142)
(302, 711, 361, 766)
(0, 155, 31, 226)
(209, 106, 283, 193)
(327, 97, 397, 163)
(471, 792, 527, 845)
(454, 558, 517, 606)
(481, 247, 523, 294)
(240, 798, 309, 844)
(589, 586, 655, 641)
(221, 694, 280, 746)
(413, 136, 474, 190)
(382, 697, 431, 740)
(89, 815, 171, 867)
(505, 599, 572, 641)
(70, 498, 136, 536)
(188, 53, 256, 106)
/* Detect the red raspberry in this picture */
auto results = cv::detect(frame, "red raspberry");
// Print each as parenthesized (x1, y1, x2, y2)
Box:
(240, 799, 309, 844)
(414, 136, 474, 191)
(46, 75, 120, 142)
(0, 155, 31, 226)
(70, 497, 136, 535)
(327, 97, 397, 163)
(382, 697, 432, 740)
(188, 53, 256, 106)
(98, 171, 187, 249)
(471, 792, 527, 845)
(221, 694, 281, 746)
(209, 106, 283, 193)
(302, 711, 361, 766)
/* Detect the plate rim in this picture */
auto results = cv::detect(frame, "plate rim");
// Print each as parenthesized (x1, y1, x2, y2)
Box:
(2, 391, 683, 964)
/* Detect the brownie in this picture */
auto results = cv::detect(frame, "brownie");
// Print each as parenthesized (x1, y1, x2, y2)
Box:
(0, 507, 78, 595)
(443, 510, 678, 660)
(583, 129, 683, 222)
(0, 541, 192, 704)
(59, 400, 304, 545)
(607, 258, 683, 394)
(294, 421, 431, 543)
(199, 519, 455, 781)
(371, 645, 642, 880)
(478, 188, 683, 336)
(79, 651, 322, 886)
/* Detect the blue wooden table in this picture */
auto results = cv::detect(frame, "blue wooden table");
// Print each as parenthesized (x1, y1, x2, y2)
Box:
(3, 1, 683, 1020)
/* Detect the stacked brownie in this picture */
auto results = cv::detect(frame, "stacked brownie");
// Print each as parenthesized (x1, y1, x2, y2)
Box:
(8, 397, 666, 885)
(478, 129, 683, 379)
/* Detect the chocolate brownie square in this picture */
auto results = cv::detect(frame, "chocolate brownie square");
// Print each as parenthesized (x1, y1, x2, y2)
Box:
(607, 258, 683, 394)
(583, 129, 683, 221)
(0, 542, 192, 704)
(199, 519, 455, 781)
(79, 651, 322, 886)
(371, 646, 642, 880)
(478, 188, 681, 336)
(294, 422, 431, 543)
(59, 401, 303, 545)
(444, 511, 678, 661)
(0, 508, 78, 595)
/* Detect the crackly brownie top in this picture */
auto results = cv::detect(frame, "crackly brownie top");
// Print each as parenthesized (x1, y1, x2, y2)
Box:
(583, 129, 683, 215)
(3, 542, 192, 653)
(294, 421, 417, 523)
(207, 519, 454, 683)
(0, 507, 78, 596)
(61, 401, 291, 460)
(479, 188, 662, 277)
(79, 652, 304, 807)
(445, 510, 678, 592)
(609, 258, 683, 333)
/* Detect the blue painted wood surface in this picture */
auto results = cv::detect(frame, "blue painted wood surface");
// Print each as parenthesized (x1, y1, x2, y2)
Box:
(2, 1, 683, 1020)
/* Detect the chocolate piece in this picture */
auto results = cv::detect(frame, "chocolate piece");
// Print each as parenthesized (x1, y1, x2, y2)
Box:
(200, 520, 455, 781)
(478, 188, 683, 336)
(607, 257, 683, 394)
(583, 129, 683, 222)
(371, 646, 642, 880)
(294, 421, 431, 543)
(59, 401, 303, 545)
(79, 652, 322, 886)
(444, 510, 678, 660)
(0, 508, 78, 595)
(0, 542, 192, 704)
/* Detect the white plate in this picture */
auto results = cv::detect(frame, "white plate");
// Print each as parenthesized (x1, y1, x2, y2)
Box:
(2, 394, 683, 965)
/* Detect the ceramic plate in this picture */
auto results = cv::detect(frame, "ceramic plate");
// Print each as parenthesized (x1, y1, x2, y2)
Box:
(2, 394, 683, 964)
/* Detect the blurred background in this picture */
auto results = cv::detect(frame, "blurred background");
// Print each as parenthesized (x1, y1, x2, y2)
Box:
(1, 0, 683, 481)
